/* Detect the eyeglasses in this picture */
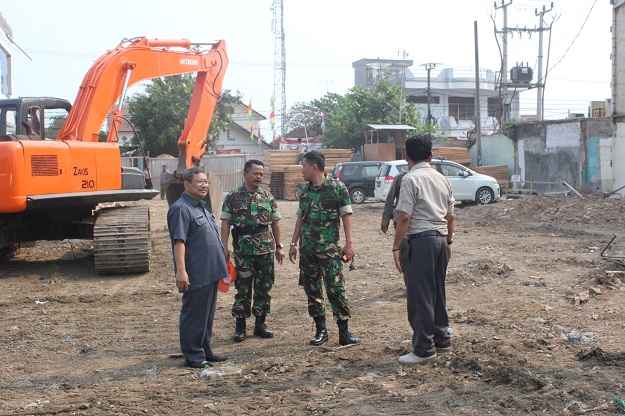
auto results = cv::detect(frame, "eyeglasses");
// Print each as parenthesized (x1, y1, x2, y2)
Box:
(192, 180, 209, 186)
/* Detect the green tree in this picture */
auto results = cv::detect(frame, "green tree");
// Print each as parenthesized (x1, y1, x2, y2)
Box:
(126, 74, 242, 156)
(284, 79, 434, 150)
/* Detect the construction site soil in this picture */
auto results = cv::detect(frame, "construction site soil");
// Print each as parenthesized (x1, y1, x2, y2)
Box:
(1, 194, 625, 415)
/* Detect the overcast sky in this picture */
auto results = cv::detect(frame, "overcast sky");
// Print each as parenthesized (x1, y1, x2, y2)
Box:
(1, 0, 612, 137)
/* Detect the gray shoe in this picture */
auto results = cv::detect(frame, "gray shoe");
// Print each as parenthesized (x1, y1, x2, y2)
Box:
(398, 352, 436, 365)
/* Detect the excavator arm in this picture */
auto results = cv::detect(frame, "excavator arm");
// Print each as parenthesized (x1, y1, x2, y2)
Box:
(57, 37, 229, 168)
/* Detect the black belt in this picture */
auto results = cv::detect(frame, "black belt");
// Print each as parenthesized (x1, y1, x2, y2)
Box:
(232, 224, 269, 238)
(407, 230, 443, 242)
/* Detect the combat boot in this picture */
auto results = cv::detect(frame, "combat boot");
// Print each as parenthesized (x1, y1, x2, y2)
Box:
(310, 316, 328, 346)
(233, 318, 246, 342)
(253, 315, 273, 338)
(337, 319, 359, 345)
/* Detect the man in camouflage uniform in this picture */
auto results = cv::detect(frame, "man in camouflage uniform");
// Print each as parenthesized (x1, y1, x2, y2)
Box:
(220, 160, 285, 342)
(288, 151, 359, 346)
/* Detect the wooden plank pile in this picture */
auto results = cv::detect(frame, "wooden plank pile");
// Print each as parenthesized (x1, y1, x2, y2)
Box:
(265, 149, 352, 199)
(471, 165, 509, 188)
(320, 149, 352, 172)
(433, 147, 472, 166)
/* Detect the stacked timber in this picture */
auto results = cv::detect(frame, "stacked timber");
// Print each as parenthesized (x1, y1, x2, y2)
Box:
(283, 165, 305, 201)
(266, 150, 299, 169)
(471, 165, 509, 188)
(319, 149, 352, 172)
(265, 149, 352, 199)
(433, 147, 472, 166)
(269, 171, 285, 199)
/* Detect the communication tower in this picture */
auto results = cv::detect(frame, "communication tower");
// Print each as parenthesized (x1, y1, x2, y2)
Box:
(271, 0, 286, 140)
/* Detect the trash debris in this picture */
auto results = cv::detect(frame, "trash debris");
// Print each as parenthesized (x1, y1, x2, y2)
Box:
(601, 235, 625, 266)
(565, 291, 589, 305)
(567, 333, 582, 345)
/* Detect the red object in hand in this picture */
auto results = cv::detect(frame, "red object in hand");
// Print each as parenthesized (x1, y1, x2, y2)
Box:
(218, 261, 237, 293)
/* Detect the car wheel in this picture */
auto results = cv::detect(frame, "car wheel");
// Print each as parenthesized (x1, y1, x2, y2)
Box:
(476, 187, 494, 204)
(349, 187, 366, 204)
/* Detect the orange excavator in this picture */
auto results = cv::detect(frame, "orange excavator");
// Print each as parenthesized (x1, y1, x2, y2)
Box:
(0, 37, 228, 273)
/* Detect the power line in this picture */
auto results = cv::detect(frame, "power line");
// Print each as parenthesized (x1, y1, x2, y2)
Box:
(541, 0, 598, 80)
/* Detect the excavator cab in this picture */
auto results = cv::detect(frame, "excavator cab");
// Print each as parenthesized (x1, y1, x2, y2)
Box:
(0, 98, 71, 140)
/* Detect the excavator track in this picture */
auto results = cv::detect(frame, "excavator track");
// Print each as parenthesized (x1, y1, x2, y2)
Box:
(93, 206, 151, 274)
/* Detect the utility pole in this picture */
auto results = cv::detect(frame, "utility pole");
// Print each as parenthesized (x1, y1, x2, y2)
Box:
(536, 2, 553, 120)
(398, 48, 409, 124)
(494, 0, 512, 123)
(494, 1, 553, 121)
(474, 21, 482, 166)
(421, 63, 439, 125)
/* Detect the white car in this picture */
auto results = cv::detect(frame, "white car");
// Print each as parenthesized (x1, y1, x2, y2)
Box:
(374, 157, 500, 204)
(374, 160, 409, 201)
(431, 158, 500, 204)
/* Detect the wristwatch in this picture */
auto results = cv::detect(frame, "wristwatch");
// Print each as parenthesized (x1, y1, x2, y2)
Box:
(276, 243, 284, 249)
(289, 241, 297, 247)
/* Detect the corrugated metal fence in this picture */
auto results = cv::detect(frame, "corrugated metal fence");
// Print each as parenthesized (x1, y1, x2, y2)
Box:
(122, 154, 263, 193)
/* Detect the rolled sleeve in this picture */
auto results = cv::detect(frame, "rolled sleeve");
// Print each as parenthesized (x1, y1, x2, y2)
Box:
(339, 205, 353, 217)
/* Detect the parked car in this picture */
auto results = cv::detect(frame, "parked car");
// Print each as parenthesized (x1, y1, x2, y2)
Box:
(431, 157, 500, 204)
(374, 160, 409, 202)
(374, 157, 500, 204)
(329, 161, 383, 204)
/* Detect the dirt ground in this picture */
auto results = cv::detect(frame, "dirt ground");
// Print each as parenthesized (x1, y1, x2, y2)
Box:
(1, 192, 625, 415)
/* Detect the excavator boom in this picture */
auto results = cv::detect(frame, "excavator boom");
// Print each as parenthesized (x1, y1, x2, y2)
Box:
(58, 37, 229, 168)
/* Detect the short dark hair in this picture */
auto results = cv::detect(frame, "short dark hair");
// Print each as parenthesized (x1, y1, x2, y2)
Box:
(183, 167, 205, 182)
(244, 159, 264, 173)
(405, 134, 433, 162)
(297, 138, 302, 143)
(303, 151, 325, 171)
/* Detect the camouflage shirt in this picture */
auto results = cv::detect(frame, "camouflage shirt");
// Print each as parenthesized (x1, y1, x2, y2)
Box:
(296, 178, 353, 255)
(220, 186, 281, 256)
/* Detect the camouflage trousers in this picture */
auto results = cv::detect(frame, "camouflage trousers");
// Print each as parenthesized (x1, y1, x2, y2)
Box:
(232, 252, 275, 319)
(299, 251, 351, 321)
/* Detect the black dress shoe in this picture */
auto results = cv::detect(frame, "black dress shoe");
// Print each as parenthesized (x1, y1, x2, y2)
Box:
(184, 359, 210, 368)
(205, 353, 228, 362)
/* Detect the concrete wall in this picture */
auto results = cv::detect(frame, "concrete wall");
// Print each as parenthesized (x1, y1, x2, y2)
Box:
(503, 118, 613, 194)
(614, 122, 625, 197)
(467, 133, 514, 178)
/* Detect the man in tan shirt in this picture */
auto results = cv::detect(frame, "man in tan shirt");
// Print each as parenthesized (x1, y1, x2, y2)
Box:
(392, 135, 455, 365)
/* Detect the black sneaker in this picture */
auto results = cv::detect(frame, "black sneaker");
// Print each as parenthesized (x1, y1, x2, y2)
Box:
(184, 359, 210, 368)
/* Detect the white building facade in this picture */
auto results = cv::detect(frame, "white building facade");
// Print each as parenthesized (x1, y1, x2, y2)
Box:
(353, 58, 523, 138)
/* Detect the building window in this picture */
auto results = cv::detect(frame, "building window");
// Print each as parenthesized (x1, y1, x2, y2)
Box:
(592, 108, 605, 117)
(226, 129, 234, 141)
(448, 97, 475, 121)
(407, 96, 440, 104)
(487, 97, 501, 118)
